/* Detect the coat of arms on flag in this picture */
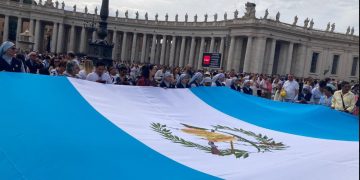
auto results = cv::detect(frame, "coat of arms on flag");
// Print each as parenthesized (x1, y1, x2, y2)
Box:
(151, 123, 288, 158)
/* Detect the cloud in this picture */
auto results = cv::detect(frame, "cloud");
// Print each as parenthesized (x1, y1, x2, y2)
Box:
(62, 0, 358, 34)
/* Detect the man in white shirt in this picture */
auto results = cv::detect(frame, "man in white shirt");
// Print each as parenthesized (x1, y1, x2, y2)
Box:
(86, 62, 112, 84)
(282, 74, 299, 102)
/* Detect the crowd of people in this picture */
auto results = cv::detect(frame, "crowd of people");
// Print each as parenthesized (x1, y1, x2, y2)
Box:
(1, 41, 359, 116)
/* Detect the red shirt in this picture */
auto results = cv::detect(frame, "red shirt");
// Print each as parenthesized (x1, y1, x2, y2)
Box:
(136, 77, 157, 87)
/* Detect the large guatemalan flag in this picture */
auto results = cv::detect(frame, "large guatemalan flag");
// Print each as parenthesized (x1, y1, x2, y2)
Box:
(0, 72, 358, 180)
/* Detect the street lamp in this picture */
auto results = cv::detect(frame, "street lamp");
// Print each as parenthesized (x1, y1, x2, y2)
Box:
(87, 0, 114, 66)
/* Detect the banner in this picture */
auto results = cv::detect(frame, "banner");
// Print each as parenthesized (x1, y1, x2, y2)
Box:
(0, 72, 358, 180)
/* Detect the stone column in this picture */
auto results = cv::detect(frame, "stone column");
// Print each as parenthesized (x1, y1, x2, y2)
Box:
(79, 27, 87, 54)
(131, 33, 138, 62)
(209, 37, 215, 53)
(267, 39, 277, 75)
(253, 37, 267, 73)
(150, 34, 157, 64)
(56, 23, 64, 53)
(160, 35, 167, 65)
(140, 33, 147, 63)
(196, 37, 205, 69)
(92, 31, 97, 42)
(3, 15, 9, 42)
(51, 22, 58, 53)
(120, 32, 127, 61)
(179, 36, 187, 67)
(188, 37, 196, 67)
(297, 44, 307, 77)
(285, 42, 294, 74)
(155, 37, 162, 64)
(169, 36, 177, 66)
(33, 19, 41, 51)
(226, 36, 236, 71)
(165, 39, 171, 65)
(219, 37, 225, 54)
(16, 17, 22, 45)
(29, 19, 35, 37)
(68, 25, 76, 52)
(111, 31, 118, 60)
(243, 36, 253, 73)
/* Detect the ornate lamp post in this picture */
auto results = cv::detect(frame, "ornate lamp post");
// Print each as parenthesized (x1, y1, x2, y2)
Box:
(87, 0, 114, 66)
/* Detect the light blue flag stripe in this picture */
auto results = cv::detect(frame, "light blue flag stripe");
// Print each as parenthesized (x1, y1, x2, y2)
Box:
(0, 72, 218, 180)
(191, 87, 359, 142)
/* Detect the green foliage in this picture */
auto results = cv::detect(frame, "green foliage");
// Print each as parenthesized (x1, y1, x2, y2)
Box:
(151, 123, 289, 159)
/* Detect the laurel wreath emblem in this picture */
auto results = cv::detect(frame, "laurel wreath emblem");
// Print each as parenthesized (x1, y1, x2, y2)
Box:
(151, 123, 288, 159)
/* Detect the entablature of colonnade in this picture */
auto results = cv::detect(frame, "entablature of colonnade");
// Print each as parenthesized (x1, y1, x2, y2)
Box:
(1, 0, 359, 44)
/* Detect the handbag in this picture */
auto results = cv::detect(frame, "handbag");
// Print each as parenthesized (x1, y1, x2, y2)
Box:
(340, 93, 349, 113)
(280, 89, 287, 97)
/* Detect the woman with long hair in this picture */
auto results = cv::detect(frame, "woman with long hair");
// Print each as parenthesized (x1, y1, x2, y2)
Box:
(136, 64, 158, 86)
(78, 60, 94, 79)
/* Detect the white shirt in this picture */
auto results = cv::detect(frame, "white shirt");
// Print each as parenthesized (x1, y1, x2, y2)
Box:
(86, 72, 112, 84)
(154, 70, 164, 82)
(311, 87, 323, 104)
(283, 80, 299, 100)
(225, 78, 236, 87)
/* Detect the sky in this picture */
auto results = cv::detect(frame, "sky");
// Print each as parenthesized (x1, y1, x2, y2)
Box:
(59, 0, 359, 35)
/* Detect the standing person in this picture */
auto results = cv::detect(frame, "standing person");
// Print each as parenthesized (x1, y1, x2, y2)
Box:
(260, 77, 272, 99)
(331, 81, 356, 113)
(176, 74, 191, 88)
(189, 72, 203, 88)
(86, 62, 112, 84)
(297, 86, 312, 104)
(225, 69, 237, 87)
(212, 73, 225, 87)
(274, 82, 284, 101)
(136, 64, 158, 86)
(25, 52, 44, 74)
(116, 64, 132, 85)
(160, 72, 176, 89)
(154, 65, 166, 83)
(50, 60, 67, 76)
(67, 51, 79, 65)
(311, 80, 327, 104)
(39, 55, 51, 75)
(319, 86, 334, 107)
(282, 74, 299, 103)
(184, 64, 194, 77)
(78, 60, 94, 79)
(49, 57, 62, 72)
(64, 61, 80, 78)
(255, 75, 263, 97)
(108, 66, 119, 84)
(0, 41, 25, 72)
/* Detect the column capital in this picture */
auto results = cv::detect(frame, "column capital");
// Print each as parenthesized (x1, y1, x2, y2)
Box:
(254, 36, 267, 39)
